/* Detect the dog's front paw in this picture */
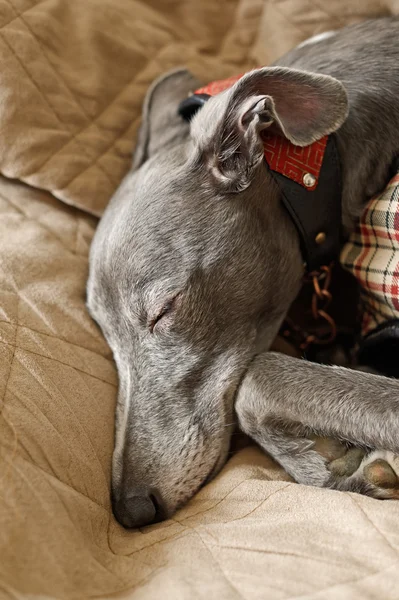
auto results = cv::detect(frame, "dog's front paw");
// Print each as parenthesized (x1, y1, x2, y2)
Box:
(329, 449, 399, 499)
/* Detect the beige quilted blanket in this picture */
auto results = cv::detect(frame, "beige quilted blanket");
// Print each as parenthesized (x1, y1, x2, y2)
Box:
(2, 1, 399, 598)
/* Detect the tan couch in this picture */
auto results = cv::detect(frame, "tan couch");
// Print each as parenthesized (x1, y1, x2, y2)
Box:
(1, 1, 399, 598)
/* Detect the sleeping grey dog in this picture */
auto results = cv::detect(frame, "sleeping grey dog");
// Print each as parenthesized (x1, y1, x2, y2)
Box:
(87, 17, 399, 528)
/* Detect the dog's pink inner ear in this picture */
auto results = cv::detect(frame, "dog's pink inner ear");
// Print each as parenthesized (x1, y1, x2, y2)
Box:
(273, 92, 324, 143)
(234, 67, 349, 147)
(190, 67, 348, 192)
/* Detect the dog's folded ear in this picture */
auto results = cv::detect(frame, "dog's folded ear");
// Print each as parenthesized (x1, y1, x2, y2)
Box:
(133, 68, 201, 170)
(190, 67, 349, 192)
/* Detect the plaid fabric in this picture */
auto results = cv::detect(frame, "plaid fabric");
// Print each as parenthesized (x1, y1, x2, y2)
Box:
(340, 171, 399, 336)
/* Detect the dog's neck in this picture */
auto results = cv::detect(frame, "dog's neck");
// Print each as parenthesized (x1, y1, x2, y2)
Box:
(334, 100, 399, 232)
(274, 41, 399, 233)
(180, 69, 399, 269)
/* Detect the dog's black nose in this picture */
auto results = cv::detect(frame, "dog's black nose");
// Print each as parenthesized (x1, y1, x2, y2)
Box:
(113, 486, 164, 528)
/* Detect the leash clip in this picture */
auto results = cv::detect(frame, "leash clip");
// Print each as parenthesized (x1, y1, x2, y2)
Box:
(306, 264, 337, 347)
(281, 263, 337, 352)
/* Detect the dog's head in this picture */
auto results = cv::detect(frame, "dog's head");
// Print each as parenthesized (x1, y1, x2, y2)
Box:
(87, 67, 348, 527)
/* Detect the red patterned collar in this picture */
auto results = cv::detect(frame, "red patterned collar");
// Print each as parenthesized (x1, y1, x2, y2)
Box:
(195, 75, 327, 191)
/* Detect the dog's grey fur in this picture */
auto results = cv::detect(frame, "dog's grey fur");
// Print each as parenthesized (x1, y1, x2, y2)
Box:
(236, 353, 399, 496)
(88, 17, 399, 527)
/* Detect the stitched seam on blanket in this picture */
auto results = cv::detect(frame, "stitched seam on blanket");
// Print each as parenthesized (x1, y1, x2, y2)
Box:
(267, 0, 311, 36)
(32, 41, 177, 183)
(57, 113, 141, 193)
(0, 299, 18, 403)
(0, 7, 259, 204)
(351, 496, 399, 558)
(0, 4, 128, 190)
(16, 46, 167, 183)
(0, 196, 113, 360)
(3, 193, 81, 255)
(5, 0, 121, 191)
(311, 0, 390, 21)
(0, 319, 113, 361)
(6, 0, 100, 124)
(3, 447, 110, 512)
(0, 0, 46, 29)
(0, 6, 176, 188)
(0, 7, 118, 189)
(0, 27, 115, 189)
(286, 562, 399, 600)
(0, 340, 117, 386)
(308, 0, 346, 24)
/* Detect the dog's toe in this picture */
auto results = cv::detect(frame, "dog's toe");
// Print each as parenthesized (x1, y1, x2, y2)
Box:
(329, 447, 366, 477)
(330, 450, 399, 499)
(359, 451, 399, 499)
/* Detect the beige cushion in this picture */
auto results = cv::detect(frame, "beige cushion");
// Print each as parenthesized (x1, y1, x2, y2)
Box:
(1, 1, 399, 598)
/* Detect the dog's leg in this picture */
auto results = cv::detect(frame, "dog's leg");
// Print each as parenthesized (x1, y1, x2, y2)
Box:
(237, 418, 333, 487)
(235, 352, 399, 497)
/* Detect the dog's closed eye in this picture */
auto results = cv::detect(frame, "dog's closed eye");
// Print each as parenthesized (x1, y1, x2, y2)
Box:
(149, 294, 180, 333)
